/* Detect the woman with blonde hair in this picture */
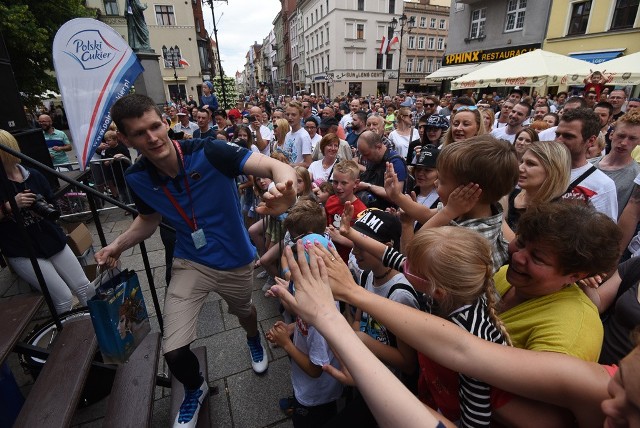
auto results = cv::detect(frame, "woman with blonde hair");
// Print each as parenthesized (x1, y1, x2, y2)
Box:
(0, 130, 90, 314)
(441, 106, 486, 146)
(480, 107, 495, 133)
(272, 118, 292, 162)
(503, 140, 571, 240)
(388, 107, 419, 160)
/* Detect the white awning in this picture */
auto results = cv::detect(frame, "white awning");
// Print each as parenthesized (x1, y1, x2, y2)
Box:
(425, 63, 489, 82)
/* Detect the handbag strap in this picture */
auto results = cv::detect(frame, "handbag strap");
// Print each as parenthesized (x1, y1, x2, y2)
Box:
(566, 165, 597, 194)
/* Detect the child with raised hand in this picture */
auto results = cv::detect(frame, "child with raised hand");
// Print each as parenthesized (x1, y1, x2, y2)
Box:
(386, 135, 518, 272)
(324, 160, 367, 262)
(335, 205, 511, 427)
(266, 199, 343, 427)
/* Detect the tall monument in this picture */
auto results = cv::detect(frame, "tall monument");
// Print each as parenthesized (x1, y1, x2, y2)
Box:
(125, 0, 165, 104)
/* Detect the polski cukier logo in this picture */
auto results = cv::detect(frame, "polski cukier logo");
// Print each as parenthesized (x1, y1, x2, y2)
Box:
(63, 29, 120, 70)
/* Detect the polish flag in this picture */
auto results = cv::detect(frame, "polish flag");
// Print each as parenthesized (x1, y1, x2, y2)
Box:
(387, 36, 399, 52)
(379, 36, 388, 55)
(178, 57, 190, 67)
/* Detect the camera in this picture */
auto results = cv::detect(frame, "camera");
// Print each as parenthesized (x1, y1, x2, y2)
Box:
(248, 115, 257, 122)
(29, 194, 61, 220)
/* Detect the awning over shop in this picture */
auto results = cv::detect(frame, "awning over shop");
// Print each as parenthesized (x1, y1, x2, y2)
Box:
(425, 63, 489, 82)
(569, 50, 625, 65)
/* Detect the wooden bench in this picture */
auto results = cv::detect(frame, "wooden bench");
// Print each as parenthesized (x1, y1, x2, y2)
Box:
(13, 317, 97, 428)
(169, 346, 211, 427)
(103, 332, 162, 428)
(0, 293, 44, 365)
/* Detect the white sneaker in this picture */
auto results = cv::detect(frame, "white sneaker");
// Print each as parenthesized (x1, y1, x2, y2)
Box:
(247, 335, 268, 374)
(261, 276, 276, 292)
(174, 377, 209, 428)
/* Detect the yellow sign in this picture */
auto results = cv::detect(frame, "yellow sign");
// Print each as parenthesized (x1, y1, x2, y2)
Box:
(444, 44, 540, 66)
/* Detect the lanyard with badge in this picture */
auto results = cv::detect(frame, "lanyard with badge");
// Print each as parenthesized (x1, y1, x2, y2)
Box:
(161, 141, 206, 249)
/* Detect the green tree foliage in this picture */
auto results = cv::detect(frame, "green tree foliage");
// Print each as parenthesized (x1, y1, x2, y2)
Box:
(213, 76, 238, 109)
(0, 0, 92, 107)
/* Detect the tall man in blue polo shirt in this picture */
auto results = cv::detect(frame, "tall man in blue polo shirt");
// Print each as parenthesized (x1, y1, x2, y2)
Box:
(95, 94, 296, 428)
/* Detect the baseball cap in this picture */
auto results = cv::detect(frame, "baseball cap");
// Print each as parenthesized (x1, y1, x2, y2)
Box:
(177, 108, 189, 116)
(352, 209, 401, 249)
(412, 145, 440, 169)
(319, 117, 339, 130)
(425, 114, 449, 130)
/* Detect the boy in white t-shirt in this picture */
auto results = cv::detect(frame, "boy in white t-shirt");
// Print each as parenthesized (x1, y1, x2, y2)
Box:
(285, 101, 313, 168)
(266, 201, 343, 427)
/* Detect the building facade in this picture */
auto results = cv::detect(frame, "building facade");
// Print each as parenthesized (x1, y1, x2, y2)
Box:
(544, 0, 639, 65)
(299, 0, 404, 99)
(90, 0, 206, 103)
(400, 0, 450, 93)
(430, 0, 551, 89)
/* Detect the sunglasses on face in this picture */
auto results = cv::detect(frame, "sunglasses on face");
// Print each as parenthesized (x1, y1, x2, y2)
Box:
(402, 259, 431, 290)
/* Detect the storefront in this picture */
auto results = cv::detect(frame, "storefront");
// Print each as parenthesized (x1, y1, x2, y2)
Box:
(426, 43, 541, 92)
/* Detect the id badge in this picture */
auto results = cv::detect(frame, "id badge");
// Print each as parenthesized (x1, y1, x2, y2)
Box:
(191, 228, 206, 249)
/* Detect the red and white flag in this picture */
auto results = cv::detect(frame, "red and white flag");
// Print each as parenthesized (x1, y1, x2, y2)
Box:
(379, 36, 388, 55)
(387, 36, 399, 52)
(178, 57, 190, 67)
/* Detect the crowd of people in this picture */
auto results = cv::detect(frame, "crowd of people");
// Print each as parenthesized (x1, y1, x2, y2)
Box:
(140, 79, 640, 428)
(5, 77, 640, 428)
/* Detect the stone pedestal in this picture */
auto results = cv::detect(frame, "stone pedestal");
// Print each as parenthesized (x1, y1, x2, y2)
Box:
(133, 51, 166, 106)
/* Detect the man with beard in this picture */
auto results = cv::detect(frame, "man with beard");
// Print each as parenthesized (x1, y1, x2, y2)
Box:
(39, 114, 73, 170)
(490, 102, 530, 144)
(346, 111, 367, 150)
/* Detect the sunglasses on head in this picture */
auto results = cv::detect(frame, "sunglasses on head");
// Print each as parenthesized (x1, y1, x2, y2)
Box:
(455, 106, 479, 113)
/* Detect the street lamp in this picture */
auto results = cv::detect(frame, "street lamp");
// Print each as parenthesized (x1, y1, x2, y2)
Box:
(203, 0, 229, 109)
(162, 45, 181, 103)
(390, 14, 415, 95)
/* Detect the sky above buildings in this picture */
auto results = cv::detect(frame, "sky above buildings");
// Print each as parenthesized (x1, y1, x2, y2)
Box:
(201, 0, 281, 76)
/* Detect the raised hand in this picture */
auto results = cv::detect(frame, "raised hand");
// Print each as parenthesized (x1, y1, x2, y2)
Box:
(256, 179, 296, 216)
(339, 201, 354, 237)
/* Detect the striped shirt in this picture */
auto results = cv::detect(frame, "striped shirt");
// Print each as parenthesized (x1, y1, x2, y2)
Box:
(382, 246, 509, 426)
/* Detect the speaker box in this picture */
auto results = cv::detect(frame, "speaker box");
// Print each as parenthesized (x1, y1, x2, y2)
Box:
(0, 32, 28, 132)
(11, 129, 59, 190)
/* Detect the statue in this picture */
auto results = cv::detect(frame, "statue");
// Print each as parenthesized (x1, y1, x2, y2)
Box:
(125, 0, 151, 52)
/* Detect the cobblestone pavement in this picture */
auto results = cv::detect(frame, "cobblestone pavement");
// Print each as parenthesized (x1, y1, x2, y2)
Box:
(1, 208, 294, 428)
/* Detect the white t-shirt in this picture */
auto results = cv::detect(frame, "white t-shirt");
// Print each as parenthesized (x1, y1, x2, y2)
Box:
(283, 127, 312, 164)
(570, 163, 618, 221)
(308, 158, 336, 183)
(291, 313, 343, 406)
(254, 124, 273, 156)
(360, 272, 420, 346)
(310, 133, 322, 152)
(388, 129, 420, 159)
(490, 126, 518, 144)
(538, 126, 558, 142)
(339, 113, 353, 130)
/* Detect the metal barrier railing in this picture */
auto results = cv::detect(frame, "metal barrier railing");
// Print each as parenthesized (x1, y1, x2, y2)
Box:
(54, 157, 136, 221)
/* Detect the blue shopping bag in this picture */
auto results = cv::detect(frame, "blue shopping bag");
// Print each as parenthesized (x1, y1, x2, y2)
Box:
(87, 269, 151, 364)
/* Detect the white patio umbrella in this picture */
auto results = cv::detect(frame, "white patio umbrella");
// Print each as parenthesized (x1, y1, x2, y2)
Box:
(451, 49, 593, 89)
(567, 51, 640, 86)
